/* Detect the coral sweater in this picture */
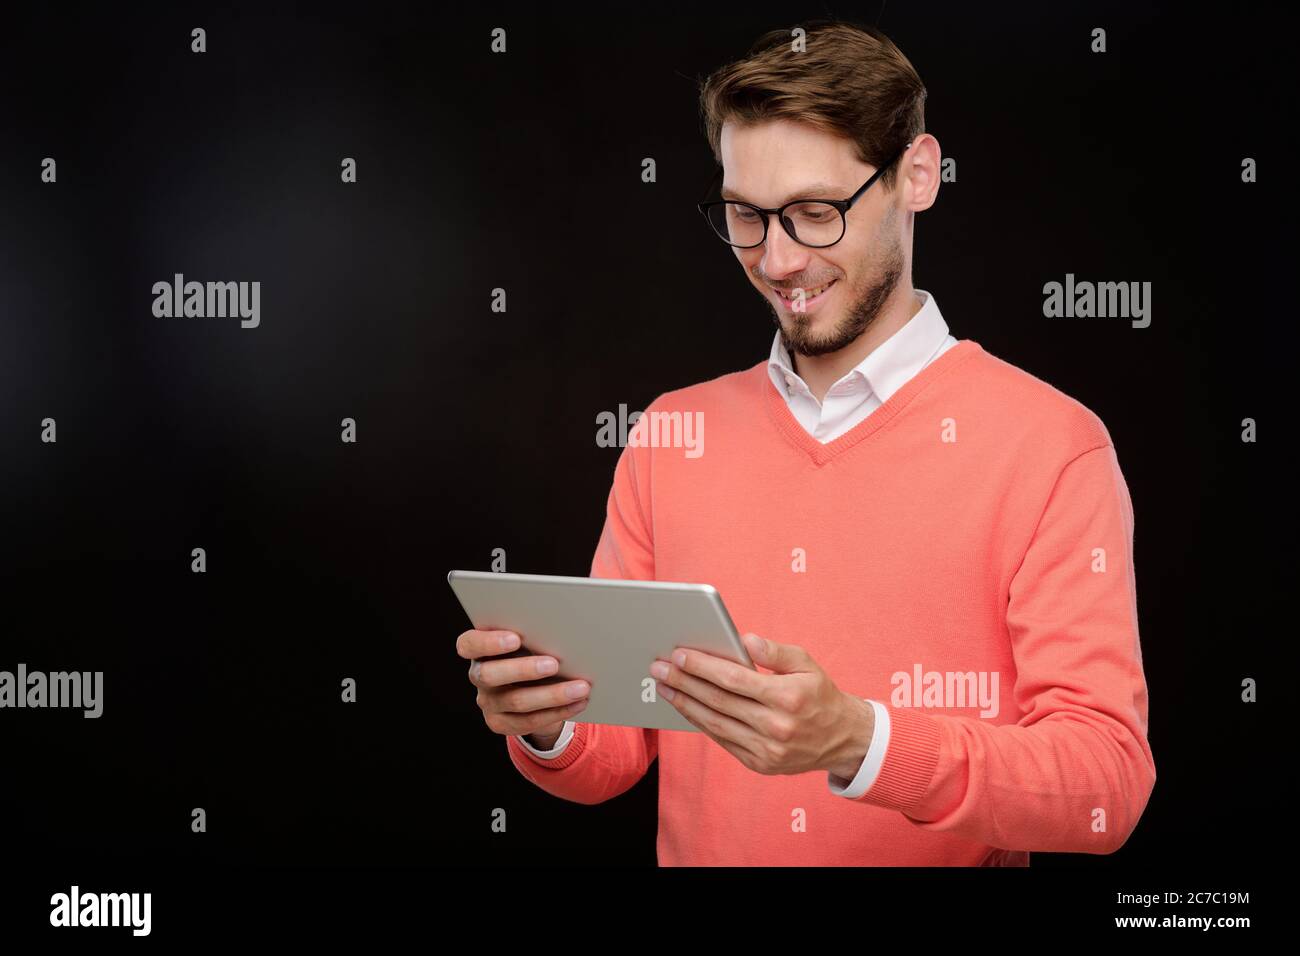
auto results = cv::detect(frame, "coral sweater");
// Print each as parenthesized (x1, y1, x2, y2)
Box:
(505, 339, 1156, 865)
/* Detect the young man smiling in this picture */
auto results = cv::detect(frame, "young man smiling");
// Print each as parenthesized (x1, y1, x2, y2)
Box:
(461, 19, 1156, 865)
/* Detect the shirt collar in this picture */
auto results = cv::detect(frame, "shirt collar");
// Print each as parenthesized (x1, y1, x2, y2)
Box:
(767, 288, 951, 403)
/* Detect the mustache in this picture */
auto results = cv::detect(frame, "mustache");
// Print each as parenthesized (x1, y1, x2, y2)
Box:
(762, 277, 838, 291)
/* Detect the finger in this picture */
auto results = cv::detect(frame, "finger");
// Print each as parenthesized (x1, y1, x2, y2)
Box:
(661, 686, 765, 756)
(498, 698, 590, 736)
(469, 654, 560, 688)
(456, 628, 522, 660)
(652, 660, 770, 733)
(665, 647, 774, 705)
(489, 678, 591, 716)
(739, 634, 813, 676)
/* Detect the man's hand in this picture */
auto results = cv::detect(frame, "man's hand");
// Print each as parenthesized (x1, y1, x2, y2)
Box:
(457, 628, 591, 743)
(647, 633, 874, 780)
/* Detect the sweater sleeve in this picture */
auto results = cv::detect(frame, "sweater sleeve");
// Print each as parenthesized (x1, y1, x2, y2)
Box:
(850, 442, 1156, 854)
(505, 435, 661, 803)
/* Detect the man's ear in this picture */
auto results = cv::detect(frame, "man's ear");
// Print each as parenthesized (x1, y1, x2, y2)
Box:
(903, 134, 942, 213)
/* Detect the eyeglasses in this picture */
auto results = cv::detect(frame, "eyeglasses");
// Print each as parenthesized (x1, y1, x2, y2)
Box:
(696, 142, 912, 249)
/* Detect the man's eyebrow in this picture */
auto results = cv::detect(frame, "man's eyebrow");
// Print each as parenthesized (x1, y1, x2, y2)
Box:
(719, 181, 847, 204)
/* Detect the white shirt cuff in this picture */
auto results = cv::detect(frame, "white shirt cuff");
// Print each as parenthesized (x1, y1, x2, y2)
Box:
(515, 720, 576, 759)
(827, 700, 891, 799)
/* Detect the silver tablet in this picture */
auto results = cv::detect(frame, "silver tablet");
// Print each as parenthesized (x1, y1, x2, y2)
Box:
(447, 570, 755, 733)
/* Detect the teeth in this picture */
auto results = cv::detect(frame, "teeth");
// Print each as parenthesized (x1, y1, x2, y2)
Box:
(777, 281, 832, 300)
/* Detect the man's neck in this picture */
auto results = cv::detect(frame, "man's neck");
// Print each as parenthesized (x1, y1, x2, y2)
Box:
(791, 284, 923, 403)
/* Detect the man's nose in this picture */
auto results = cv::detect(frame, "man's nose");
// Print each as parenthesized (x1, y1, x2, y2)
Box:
(762, 213, 808, 275)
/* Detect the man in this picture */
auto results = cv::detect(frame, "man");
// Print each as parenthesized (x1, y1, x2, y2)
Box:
(457, 19, 1155, 865)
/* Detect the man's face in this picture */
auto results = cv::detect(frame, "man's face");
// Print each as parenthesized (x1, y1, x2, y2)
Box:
(719, 119, 905, 358)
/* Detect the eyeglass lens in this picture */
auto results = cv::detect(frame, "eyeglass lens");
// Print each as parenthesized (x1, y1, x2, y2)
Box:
(706, 201, 844, 248)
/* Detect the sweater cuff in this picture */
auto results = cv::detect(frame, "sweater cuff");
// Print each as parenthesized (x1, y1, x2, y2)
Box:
(507, 720, 591, 770)
(515, 720, 577, 759)
(847, 706, 943, 812)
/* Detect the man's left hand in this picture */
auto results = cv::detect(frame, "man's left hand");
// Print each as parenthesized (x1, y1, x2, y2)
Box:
(648, 632, 874, 780)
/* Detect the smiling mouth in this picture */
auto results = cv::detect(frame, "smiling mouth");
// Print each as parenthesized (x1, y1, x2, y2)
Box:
(773, 278, 837, 308)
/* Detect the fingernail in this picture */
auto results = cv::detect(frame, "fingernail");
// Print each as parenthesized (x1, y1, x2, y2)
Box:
(650, 661, 669, 679)
(566, 681, 589, 699)
(672, 650, 686, 668)
(659, 683, 675, 701)
(537, 657, 558, 676)
(500, 632, 520, 651)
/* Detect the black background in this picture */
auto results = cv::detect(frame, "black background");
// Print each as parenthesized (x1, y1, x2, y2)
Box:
(0, 0, 1288, 882)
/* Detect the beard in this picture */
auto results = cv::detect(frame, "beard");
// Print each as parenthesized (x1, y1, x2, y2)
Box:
(766, 215, 905, 359)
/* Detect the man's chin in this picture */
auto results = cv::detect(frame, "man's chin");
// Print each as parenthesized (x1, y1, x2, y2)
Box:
(779, 312, 841, 357)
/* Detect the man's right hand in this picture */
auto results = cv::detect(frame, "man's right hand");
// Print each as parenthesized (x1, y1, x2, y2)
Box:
(457, 628, 590, 749)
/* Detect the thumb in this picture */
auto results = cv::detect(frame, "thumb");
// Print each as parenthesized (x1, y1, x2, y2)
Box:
(742, 632, 807, 674)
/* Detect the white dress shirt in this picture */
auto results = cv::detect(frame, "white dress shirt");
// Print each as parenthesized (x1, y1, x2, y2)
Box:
(517, 289, 957, 802)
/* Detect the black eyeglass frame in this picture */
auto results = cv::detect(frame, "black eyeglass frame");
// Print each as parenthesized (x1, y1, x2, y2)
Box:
(695, 141, 913, 249)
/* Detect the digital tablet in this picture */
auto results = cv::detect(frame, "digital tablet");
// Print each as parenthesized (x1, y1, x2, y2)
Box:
(447, 570, 755, 733)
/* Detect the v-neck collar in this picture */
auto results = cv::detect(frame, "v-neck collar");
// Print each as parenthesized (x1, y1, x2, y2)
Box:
(761, 339, 982, 467)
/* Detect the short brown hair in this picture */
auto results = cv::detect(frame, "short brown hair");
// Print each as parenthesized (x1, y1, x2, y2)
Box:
(698, 19, 927, 192)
